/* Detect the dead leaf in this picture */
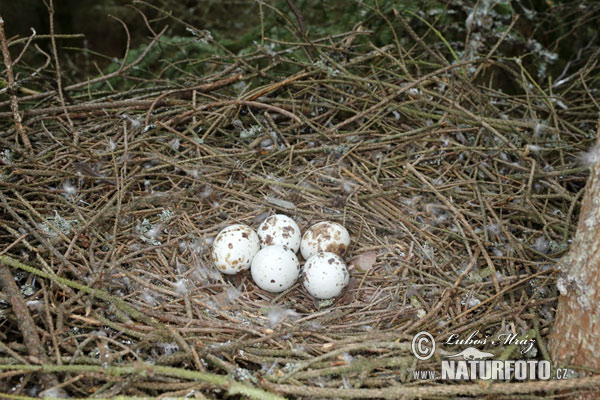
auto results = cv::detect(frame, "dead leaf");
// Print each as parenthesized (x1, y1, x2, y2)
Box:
(336, 277, 357, 305)
(350, 251, 378, 272)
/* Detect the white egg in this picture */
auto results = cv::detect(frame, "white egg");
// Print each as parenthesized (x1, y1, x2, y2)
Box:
(257, 214, 301, 252)
(300, 221, 350, 260)
(212, 224, 260, 274)
(302, 252, 350, 299)
(251, 245, 300, 292)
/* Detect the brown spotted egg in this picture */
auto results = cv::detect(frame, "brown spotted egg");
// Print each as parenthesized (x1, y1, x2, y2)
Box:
(212, 224, 260, 274)
(300, 221, 350, 260)
(251, 245, 300, 292)
(302, 252, 349, 299)
(257, 214, 301, 252)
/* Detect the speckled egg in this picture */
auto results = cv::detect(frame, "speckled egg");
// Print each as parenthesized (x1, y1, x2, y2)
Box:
(300, 221, 350, 260)
(212, 224, 260, 274)
(251, 245, 300, 292)
(257, 214, 302, 252)
(302, 252, 350, 299)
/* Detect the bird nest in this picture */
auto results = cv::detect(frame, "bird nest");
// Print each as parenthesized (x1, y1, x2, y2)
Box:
(1, 6, 599, 399)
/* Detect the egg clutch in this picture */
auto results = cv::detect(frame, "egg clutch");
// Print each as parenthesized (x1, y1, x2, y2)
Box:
(211, 215, 350, 299)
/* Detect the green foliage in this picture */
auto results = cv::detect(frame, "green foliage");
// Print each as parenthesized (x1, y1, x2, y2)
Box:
(92, 0, 598, 93)
(99, 34, 223, 90)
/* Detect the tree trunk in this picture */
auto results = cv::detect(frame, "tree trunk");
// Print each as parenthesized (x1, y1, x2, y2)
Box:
(549, 125, 600, 398)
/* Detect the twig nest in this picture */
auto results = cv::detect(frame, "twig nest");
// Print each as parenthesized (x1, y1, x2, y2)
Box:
(302, 252, 350, 299)
(257, 214, 302, 252)
(212, 224, 260, 274)
(300, 221, 350, 260)
(251, 245, 300, 292)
